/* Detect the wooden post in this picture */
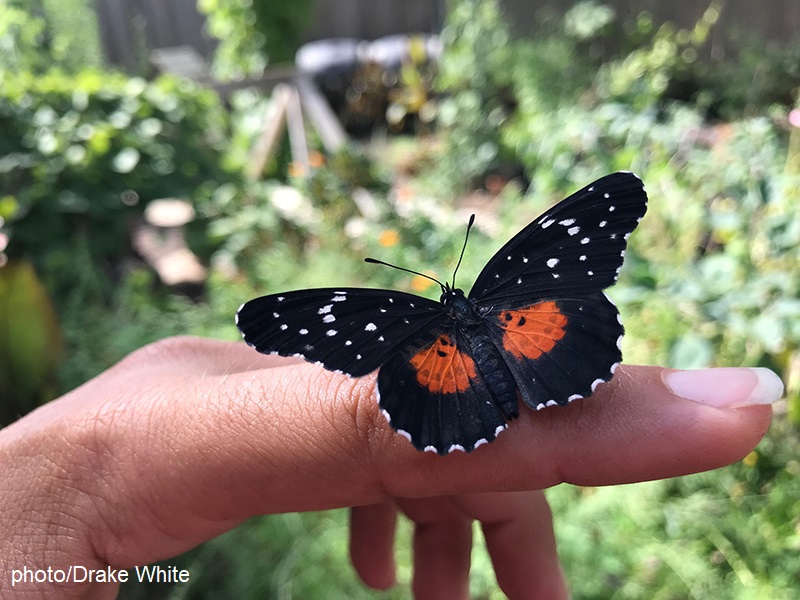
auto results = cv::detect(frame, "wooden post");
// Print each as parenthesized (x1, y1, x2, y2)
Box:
(295, 75, 347, 153)
(246, 84, 291, 181)
(285, 85, 309, 170)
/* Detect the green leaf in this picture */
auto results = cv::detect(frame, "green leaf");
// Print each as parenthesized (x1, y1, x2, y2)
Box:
(0, 259, 63, 421)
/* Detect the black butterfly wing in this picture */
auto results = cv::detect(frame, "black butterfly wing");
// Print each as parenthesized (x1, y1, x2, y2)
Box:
(483, 293, 623, 410)
(236, 288, 444, 376)
(469, 172, 647, 409)
(469, 172, 647, 306)
(377, 326, 509, 454)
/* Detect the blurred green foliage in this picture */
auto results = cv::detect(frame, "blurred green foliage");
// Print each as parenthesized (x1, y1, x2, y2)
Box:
(197, 0, 313, 80)
(0, 69, 230, 298)
(0, 259, 62, 423)
(0, 0, 102, 75)
(435, 0, 518, 189)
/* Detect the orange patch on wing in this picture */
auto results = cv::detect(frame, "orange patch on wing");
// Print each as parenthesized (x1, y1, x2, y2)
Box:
(408, 334, 477, 394)
(498, 301, 568, 360)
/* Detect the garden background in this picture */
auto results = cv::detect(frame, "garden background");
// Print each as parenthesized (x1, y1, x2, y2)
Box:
(1, 0, 799, 597)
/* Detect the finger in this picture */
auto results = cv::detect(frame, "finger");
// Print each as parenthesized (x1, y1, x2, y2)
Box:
(350, 502, 398, 590)
(397, 497, 472, 600)
(120, 336, 302, 375)
(457, 491, 569, 600)
(379, 365, 779, 497)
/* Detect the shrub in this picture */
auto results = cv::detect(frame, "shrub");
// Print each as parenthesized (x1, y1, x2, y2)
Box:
(0, 69, 231, 299)
(198, 0, 313, 80)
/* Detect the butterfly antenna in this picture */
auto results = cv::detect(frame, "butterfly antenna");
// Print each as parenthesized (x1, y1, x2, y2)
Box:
(364, 257, 447, 291)
(451, 214, 476, 289)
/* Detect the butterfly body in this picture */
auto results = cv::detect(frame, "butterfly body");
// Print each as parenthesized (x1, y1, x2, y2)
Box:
(236, 172, 648, 455)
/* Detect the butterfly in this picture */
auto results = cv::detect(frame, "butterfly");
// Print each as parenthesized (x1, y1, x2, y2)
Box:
(236, 172, 648, 455)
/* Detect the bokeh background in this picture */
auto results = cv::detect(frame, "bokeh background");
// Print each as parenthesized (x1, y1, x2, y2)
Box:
(1, 0, 799, 597)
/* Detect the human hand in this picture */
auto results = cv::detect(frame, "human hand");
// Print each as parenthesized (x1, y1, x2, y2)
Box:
(0, 336, 780, 599)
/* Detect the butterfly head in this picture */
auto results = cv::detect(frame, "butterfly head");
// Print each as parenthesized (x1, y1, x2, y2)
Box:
(439, 283, 462, 304)
(440, 285, 480, 324)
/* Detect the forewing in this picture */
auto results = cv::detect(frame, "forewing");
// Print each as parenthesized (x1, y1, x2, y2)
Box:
(469, 172, 647, 306)
(377, 327, 508, 454)
(486, 293, 623, 409)
(236, 288, 443, 376)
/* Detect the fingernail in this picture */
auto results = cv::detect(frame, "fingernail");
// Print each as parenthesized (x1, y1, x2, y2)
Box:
(663, 367, 784, 408)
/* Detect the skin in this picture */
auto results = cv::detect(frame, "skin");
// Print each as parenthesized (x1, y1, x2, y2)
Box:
(0, 336, 775, 599)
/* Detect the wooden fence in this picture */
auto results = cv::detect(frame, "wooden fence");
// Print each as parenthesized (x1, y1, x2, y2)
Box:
(96, 0, 800, 73)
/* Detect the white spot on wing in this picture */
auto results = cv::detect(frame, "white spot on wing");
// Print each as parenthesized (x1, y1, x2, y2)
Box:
(591, 378, 605, 392)
(323, 314, 335, 323)
(547, 258, 559, 268)
(326, 329, 337, 336)
(331, 295, 347, 302)
(599, 220, 607, 227)
(559, 218, 576, 226)
(318, 304, 333, 314)
(280, 324, 288, 330)
(579, 255, 587, 261)
(447, 444, 466, 453)
(365, 323, 377, 331)
(580, 237, 590, 245)
(541, 219, 555, 228)
(567, 226, 581, 236)
(299, 329, 308, 335)
(545, 399, 558, 407)
(423, 445, 438, 453)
